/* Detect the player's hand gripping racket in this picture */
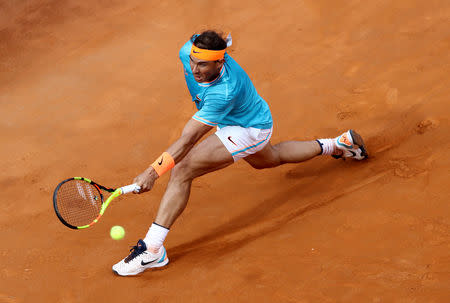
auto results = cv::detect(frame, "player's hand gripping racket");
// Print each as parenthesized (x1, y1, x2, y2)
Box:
(53, 177, 140, 229)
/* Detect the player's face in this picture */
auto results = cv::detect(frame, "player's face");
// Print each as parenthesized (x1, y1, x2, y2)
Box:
(189, 55, 224, 83)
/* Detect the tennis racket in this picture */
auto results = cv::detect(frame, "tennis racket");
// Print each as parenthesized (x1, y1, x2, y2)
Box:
(53, 177, 140, 229)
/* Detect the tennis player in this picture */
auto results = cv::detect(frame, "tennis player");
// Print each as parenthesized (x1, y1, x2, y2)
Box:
(112, 30, 367, 276)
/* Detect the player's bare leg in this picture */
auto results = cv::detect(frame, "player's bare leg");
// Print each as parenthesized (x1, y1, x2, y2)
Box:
(244, 140, 322, 169)
(154, 133, 234, 228)
(113, 134, 233, 276)
(245, 130, 368, 169)
(113, 130, 367, 275)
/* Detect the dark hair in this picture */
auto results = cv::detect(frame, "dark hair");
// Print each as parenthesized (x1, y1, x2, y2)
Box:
(191, 30, 227, 50)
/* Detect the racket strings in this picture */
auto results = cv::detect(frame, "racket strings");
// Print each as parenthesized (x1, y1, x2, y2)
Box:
(55, 180, 103, 226)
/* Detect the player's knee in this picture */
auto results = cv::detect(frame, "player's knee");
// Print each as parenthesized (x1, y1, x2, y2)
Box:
(246, 148, 281, 169)
(170, 158, 195, 182)
(247, 160, 276, 170)
(248, 162, 265, 169)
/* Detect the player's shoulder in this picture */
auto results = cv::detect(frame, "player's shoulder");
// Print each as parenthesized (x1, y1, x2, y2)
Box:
(179, 35, 198, 59)
(203, 80, 236, 104)
(179, 40, 192, 60)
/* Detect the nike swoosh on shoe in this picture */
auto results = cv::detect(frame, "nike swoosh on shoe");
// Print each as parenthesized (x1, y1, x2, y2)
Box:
(141, 258, 159, 266)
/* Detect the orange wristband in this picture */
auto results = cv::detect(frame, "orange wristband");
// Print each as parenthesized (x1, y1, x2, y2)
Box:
(151, 152, 175, 176)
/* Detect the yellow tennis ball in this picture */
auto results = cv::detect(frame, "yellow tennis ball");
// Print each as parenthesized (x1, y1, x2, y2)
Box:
(110, 225, 125, 240)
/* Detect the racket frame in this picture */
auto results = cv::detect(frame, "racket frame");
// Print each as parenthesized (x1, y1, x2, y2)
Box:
(53, 177, 117, 230)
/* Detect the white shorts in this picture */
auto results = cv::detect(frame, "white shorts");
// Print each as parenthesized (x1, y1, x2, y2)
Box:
(215, 126, 273, 161)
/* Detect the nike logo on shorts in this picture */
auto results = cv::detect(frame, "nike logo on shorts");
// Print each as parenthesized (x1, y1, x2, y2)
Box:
(227, 136, 237, 145)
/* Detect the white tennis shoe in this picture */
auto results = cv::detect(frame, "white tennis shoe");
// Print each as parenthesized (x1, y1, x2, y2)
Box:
(333, 130, 368, 160)
(112, 239, 168, 276)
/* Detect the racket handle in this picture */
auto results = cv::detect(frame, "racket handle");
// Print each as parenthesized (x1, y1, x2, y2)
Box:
(120, 183, 141, 194)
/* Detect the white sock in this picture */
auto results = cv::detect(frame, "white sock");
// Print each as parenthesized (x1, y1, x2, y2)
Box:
(143, 223, 169, 252)
(316, 138, 336, 155)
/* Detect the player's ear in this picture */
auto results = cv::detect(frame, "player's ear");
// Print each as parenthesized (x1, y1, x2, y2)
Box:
(215, 59, 225, 69)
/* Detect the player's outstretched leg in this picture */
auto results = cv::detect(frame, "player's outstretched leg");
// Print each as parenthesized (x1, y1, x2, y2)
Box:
(244, 129, 367, 169)
(112, 239, 168, 276)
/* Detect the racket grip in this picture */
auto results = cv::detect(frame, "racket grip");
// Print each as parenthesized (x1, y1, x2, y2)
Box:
(120, 183, 141, 194)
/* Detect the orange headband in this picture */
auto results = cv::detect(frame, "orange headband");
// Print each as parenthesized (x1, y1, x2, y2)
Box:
(190, 45, 225, 61)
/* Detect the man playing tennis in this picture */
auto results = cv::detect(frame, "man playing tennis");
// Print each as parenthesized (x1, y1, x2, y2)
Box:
(112, 30, 367, 276)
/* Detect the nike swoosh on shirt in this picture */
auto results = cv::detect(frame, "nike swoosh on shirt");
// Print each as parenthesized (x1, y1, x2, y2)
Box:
(158, 157, 163, 165)
(141, 258, 159, 266)
(193, 50, 201, 53)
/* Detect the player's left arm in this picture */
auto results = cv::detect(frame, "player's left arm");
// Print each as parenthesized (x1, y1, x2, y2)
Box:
(133, 118, 212, 192)
(166, 118, 213, 162)
(134, 90, 233, 193)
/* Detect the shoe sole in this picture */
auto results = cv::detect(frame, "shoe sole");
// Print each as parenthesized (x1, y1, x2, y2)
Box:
(112, 258, 169, 277)
(349, 129, 368, 159)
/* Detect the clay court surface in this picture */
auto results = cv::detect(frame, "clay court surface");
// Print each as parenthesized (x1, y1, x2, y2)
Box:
(1, 0, 449, 302)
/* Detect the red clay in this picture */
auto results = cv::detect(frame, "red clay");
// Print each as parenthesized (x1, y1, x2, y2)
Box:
(1, 1, 449, 302)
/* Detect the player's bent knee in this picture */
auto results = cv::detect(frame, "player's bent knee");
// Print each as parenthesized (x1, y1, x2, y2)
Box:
(248, 162, 266, 170)
(246, 159, 277, 170)
(245, 144, 281, 169)
(170, 158, 195, 182)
